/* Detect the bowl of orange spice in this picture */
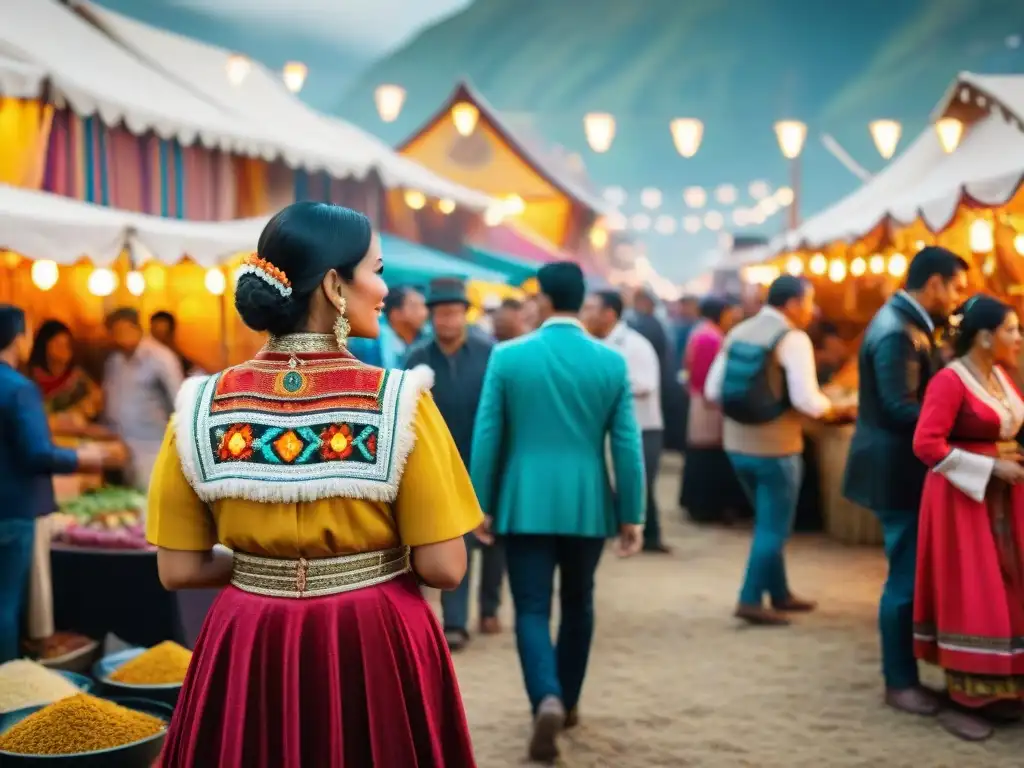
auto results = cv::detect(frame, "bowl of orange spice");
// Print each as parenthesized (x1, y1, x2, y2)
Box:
(94, 642, 192, 706)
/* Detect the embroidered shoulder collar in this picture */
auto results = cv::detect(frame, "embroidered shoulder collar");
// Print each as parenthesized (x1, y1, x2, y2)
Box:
(174, 358, 434, 504)
(948, 359, 1024, 440)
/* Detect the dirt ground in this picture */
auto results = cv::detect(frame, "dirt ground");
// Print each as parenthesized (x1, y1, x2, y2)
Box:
(438, 454, 1024, 767)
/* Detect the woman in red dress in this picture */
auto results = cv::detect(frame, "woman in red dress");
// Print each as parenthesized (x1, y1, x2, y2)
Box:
(913, 294, 1024, 741)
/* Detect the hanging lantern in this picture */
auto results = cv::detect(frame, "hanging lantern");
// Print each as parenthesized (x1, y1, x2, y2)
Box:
(583, 113, 615, 153)
(403, 190, 426, 210)
(774, 120, 807, 159)
(683, 187, 707, 208)
(935, 117, 963, 154)
(640, 188, 662, 210)
(669, 118, 703, 158)
(828, 259, 847, 283)
(589, 226, 609, 248)
(226, 54, 251, 86)
(437, 198, 456, 215)
(205, 268, 227, 296)
(374, 84, 406, 123)
(31, 259, 59, 291)
(869, 254, 886, 275)
(850, 256, 867, 277)
(126, 271, 146, 297)
(888, 252, 908, 277)
(809, 253, 827, 275)
(502, 194, 526, 216)
(87, 267, 118, 297)
(969, 218, 994, 253)
(451, 102, 479, 137)
(869, 119, 902, 160)
(282, 62, 308, 93)
(785, 255, 804, 276)
(1015, 234, 1024, 255)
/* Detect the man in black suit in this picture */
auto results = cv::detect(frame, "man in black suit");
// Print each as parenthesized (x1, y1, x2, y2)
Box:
(842, 246, 968, 717)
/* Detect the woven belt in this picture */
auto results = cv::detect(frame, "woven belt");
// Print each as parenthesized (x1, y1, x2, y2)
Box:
(231, 547, 411, 598)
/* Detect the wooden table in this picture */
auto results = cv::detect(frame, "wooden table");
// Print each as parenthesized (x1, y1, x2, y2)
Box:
(810, 423, 883, 546)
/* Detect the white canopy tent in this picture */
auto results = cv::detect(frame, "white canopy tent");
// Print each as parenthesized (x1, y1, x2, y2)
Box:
(773, 72, 1024, 252)
(73, 1, 495, 211)
(0, 184, 254, 266)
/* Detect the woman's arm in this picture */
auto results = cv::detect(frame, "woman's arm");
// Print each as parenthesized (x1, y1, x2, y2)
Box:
(410, 538, 468, 591)
(156, 547, 233, 591)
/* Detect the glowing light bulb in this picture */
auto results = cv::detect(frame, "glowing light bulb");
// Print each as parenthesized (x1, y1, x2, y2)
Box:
(850, 257, 867, 277)
(451, 102, 480, 137)
(437, 198, 456, 215)
(785, 256, 804, 276)
(809, 253, 827, 275)
(87, 267, 118, 297)
(205, 268, 227, 296)
(31, 260, 59, 291)
(828, 259, 847, 283)
(374, 84, 406, 123)
(888, 252, 908, 278)
(126, 270, 146, 296)
(869, 254, 886, 275)
(404, 190, 426, 210)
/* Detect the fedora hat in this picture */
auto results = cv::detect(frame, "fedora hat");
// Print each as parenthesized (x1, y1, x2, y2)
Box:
(425, 277, 470, 307)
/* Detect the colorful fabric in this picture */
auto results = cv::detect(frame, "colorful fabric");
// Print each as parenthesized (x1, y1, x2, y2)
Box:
(175, 351, 433, 504)
(32, 366, 100, 420)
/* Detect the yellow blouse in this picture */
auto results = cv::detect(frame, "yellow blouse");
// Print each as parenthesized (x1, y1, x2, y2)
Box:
(146, 392, 484, 558)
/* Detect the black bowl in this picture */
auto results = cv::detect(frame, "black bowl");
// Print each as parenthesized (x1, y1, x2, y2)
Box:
(0, 697, 171, 767)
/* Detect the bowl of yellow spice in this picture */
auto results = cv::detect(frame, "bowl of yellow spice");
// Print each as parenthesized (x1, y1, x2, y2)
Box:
(94, 641, 192, 707)
(0, 693, 170, 766)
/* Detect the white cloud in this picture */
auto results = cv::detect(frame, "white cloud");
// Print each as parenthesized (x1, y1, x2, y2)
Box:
(165, 0, 472, 55)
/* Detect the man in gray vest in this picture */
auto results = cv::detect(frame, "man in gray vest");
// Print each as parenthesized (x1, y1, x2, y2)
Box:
(705, 276, 852, 625)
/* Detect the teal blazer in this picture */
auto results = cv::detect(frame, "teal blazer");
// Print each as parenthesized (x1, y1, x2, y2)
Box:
(470, 318, 646, 538)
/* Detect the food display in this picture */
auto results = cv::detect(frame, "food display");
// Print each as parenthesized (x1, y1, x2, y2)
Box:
(109, 641, 193, 686)
(0, 660, 81, 713)
(54, 486, 150, 550)
(0, 693, 165, 755)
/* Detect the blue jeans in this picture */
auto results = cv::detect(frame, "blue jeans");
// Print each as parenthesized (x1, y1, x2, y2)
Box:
(0, 519, 35, 663)
(729, 453, 803, 607)
(504, 535, 605, 712)
(875, 508, 920, 689)
(440, 535, 506, 631)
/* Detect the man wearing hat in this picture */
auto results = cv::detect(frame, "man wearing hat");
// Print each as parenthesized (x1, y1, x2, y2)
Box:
(0, 306, 116, 662)
(470, 262, 646, 762)
(405, 277, 503, 649)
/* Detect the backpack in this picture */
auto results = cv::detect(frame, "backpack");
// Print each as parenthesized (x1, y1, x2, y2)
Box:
(720, 328, 791, 425)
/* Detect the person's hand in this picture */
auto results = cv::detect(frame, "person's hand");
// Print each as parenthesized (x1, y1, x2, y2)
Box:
(614, 524, 644, 557)
(997, 442, 1024, 462)
(472, 515, 494, 546)
(994, 459, 1024, 485)
(99, 441, 128, 469)
(75, 442, 106, 473)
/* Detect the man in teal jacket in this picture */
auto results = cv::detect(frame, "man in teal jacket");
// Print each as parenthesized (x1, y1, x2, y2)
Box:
(471, 262, 646, 763)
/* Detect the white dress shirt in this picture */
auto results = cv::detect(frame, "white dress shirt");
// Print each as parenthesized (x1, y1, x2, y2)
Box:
(604, 322, 663, 431)
(704, 307, 831, 419)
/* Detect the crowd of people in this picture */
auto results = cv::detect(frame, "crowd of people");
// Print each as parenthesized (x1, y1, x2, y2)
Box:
(3, 199, 1024, 764)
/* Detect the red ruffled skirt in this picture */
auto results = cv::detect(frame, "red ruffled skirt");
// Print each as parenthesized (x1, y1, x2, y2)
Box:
(158, 574, 476, 767)
(914, 472, 1024, 706)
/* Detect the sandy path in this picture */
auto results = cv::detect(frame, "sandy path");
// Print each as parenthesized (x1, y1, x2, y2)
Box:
(440, 454, 1024, 767)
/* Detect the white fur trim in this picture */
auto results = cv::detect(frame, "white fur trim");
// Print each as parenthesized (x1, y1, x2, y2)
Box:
(173, 365, 435, 505)
(933, 448, 995, 503)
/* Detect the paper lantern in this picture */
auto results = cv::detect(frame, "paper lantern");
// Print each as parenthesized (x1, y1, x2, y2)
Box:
(226, 54, 251, 86)
(869, 119, 902, 160)
(87, 268, 118, 297)
(126, 271, 146, 297)
(451, 102, 479, 137)
(809, 253, 827, 275)
(583, 113, 615, 153)
(31, 259, 59, 291)
(935, 117, 963, 154)
(403, 190, 426, 210)
(374, 85, 406, 123)
(669, 118, 703, 158)
(774, 120, 807, 159)
(205, 268, 227, 296)
(437, 198, 456, 215)
(282, 62, 307, 93)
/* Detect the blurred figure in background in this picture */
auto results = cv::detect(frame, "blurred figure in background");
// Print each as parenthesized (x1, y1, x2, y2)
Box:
(493, 298, 527, 342)
(28, 320, 103, 432)
(671, 295, 701, 372)
(522, 294, 542, 332)
(348, 285, 428, 368)
(150, 311, 199, 377)
(405, 278, 500, 649)
(813, 322, 849, 386)
(679, 296, 750, 525)
(475, 294, 503, 337)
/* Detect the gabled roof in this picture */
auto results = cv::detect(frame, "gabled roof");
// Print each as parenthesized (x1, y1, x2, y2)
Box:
(933, 71, 1024, 131)
(397, 80, 611, 216)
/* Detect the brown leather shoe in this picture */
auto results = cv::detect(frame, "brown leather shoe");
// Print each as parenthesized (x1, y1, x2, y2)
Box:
(734, 604, 790, 626)
(479, 616, 502, 635)
(529, 696, 565, 763)
(772, 595, 818, 612)
(937, 709, 994, 741)
(885, 686, 941, 716)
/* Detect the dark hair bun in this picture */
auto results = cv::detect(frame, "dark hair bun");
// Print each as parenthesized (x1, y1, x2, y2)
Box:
(234, 273, 305, 336)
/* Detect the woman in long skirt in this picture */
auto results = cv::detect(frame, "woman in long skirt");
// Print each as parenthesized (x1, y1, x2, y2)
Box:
(149, 202, 481, 766)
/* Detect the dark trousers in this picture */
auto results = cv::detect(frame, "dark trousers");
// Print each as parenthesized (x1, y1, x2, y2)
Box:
(0, 519, 35, 663)
(504, 534, 605, 712)
(441, 535, 506, 631)
(875, 508, 920, 689)
(729, 453, 803, 606)
(642, 429, 664, 547)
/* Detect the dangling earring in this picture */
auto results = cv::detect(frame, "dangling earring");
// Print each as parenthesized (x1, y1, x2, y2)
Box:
(333, 296, 351, 348)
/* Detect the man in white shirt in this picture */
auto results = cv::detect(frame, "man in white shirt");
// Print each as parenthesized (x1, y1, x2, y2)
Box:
(705, 276, 852, 625)
(582, 290, 668, 553)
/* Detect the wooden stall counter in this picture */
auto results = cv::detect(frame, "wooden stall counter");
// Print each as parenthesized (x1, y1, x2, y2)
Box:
(810, 422, 883, 546)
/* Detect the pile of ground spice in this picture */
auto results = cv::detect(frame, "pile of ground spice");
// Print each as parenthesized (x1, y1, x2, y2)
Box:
(108, 641, 193, 685)
(0, 659, 80, 713)
(0, 693, 164, 755)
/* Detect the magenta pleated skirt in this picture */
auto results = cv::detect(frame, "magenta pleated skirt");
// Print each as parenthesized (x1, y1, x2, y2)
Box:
(157, 574, 476, 767)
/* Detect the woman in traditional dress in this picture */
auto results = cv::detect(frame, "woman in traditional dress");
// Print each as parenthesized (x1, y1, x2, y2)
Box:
(148, 202, 483, 766)
(913, 295, 1024, 741)
(27, 320, 104, 432)
(679, 296, 750, 524)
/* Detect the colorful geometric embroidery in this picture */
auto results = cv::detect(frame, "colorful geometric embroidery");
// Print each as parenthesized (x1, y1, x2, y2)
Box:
(212, 422, 379, 466)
